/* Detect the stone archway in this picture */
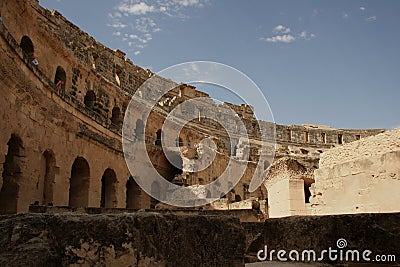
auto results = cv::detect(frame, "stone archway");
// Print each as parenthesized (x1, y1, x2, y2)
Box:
(100, 168, 117, 208)
(20, 36, 34, 60)
(126, 176, 141, 209)
(69, 157, 90, 207)
(0, 134, 24, 214)
(54, 66, 66, 91)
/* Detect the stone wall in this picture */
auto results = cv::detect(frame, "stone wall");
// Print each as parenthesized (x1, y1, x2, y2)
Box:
(0, 0, 387, 214)
(0, 213, 245, 266)
(311, 129, 400, 215)
(1, 212, 399, 266)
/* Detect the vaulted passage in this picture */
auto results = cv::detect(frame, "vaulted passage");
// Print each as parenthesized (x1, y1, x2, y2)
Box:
(84, 90, 96, 109)
(20, 36, 34, 60)
(100, 168, 117, 208)
(69, 157, 90, 207)
(0, 135, 24, 214)
(126, 176, 141, 209)
(41, 150, 56, 205)
(54, 66, 66, 91)
(111, 107, 122, 127)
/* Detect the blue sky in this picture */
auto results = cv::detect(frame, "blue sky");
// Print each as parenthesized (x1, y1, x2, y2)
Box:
(40, 0, 400, 130)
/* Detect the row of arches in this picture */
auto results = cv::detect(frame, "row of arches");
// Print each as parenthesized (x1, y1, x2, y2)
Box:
(0, 134, 151, 214)
(19, 36, 123, 128)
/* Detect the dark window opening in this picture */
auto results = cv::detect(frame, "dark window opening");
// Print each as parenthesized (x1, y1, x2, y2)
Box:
(69, 157, 90, 208)
(84, 90, 96, 109)
(0, 134, 24, 214)
(355, 135, 361, 140)
(304, 132, 309, 143)
(300, 148, 309, 155)
(111, 106, 122, 127)
(54, 66, 66, 91)
(126, 176, 141, 209)
(304, 180, 314, 204)
(338, 134, 343, 144)
(100, 168, 117, 208)
(20, 36, 34, 60)
(321, 132, 326, 143)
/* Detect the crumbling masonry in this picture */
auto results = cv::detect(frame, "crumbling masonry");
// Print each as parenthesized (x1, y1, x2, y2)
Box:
(0, 0, 389, 217)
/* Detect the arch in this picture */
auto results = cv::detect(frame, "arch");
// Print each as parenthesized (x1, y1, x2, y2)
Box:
(54, 66, 66, 91)
(84, 90, 96, 109)
(304, 179, 315, 204)
(0, 134, 24, 214)
(111, 107, 121, 126)
(135, 119, 144, 140)
(20, 36, 34, 60)
(150, 181, 160, 209)
(155, 129, 162, 146)
(100, 168, 117, 208)
(126, 176, 141, 209)
(69, 157, 90, 207)
(41, 150, 56, 205)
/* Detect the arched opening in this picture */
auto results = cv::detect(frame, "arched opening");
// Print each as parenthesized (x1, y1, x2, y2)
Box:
(0, 135, 24, 214)
(135, 119, 144, 140)
(20, 36, 34, 60)
(126, 176, 141, 209)
(54, 66, 66, 91)
(41, 150, 56, 205)
(100, 168, 117, 208)
(84, 90, 96, 109)
(69, 157, 90, 207)
(235, 194, 242, 202)
(111, 107, 122, 127)
(304, 179, 314, 204)
(150, 181, 160, 209)
(155, 129, 162, 146)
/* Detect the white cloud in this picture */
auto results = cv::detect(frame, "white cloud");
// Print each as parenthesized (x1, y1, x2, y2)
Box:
(262, 34, 296, 43)
(360, 6, 365, 11)
(174, 0, 201, 7)
(366, 16, 377, 22)
(109, 0, 209, 56)
(342, 12, 349, 19)
(273, 25, 291, 34)
(107, 22, 128, 28)
(299, 31, 315, 40)
(118, 2, 155, 15)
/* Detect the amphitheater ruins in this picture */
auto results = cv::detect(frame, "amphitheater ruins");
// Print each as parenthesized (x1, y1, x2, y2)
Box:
(0, 0, 398, 221)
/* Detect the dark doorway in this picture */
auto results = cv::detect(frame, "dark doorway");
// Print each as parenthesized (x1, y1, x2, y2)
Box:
(0, 135, 24, 214)
(69, 157, 90, 207)
(100, 168, 117, 208)
(20, 36, 34, 60)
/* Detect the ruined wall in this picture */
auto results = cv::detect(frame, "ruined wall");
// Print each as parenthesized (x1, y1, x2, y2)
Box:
(0, 0, 387, 214)
(311, 129, 400, 215)
(0, 213, 246, 267)
(264, 157, 314, 218)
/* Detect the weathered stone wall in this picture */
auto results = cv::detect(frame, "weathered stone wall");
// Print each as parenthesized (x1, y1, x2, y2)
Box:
(0, 213, 246, 266)
(0, 0, 387, 214)
(1, 213, 399, 266)
(311, 129, 400, 215)
(245, 213, 400, 264)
